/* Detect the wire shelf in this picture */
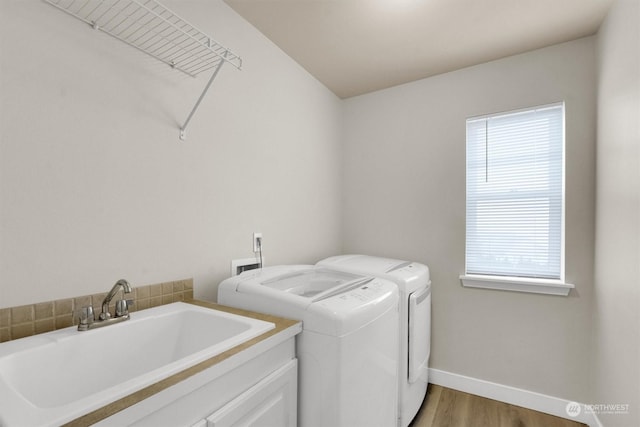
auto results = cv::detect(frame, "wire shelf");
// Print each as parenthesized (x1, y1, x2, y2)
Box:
(45, 0, 242, 76)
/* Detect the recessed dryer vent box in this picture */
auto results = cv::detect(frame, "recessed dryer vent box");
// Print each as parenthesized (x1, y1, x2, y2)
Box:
(231, 257, 263, 276)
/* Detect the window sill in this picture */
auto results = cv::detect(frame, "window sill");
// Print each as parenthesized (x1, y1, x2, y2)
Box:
(459, 274, 574, 296)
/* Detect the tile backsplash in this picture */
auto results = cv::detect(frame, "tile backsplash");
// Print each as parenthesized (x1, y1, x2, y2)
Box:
(0, 279, 193, 343)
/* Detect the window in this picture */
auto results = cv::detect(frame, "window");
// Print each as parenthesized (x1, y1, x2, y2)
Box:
(460, 103, 573, 296)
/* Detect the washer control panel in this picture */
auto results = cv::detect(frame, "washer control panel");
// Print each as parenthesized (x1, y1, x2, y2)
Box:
(316, 279, 397, 313)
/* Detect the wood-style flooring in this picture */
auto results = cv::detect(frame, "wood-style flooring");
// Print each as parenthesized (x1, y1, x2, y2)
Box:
(410, 384, 587, 427)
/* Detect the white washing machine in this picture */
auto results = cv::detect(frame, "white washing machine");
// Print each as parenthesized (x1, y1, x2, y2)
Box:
(317, 255, 431, 427)
(218, 266, 399, 427)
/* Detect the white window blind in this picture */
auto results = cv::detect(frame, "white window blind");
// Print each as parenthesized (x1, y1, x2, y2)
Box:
(465, 103, 564, 280)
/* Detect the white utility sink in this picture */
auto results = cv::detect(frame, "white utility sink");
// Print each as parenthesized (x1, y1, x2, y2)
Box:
(0, 302, 275, 427)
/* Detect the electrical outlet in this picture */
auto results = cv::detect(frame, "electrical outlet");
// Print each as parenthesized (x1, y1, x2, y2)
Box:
(253, 232, 262, 253)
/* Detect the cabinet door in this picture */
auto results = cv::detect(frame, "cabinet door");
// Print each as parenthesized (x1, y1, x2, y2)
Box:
(206, 359, 297, 427)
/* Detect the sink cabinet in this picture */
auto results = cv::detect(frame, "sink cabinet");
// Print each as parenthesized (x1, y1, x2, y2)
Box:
(95, 320, 299, 427)
(194, 359, 296, 427)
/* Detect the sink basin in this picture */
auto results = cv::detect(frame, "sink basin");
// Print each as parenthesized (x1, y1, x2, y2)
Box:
(0, 301, 275, 427)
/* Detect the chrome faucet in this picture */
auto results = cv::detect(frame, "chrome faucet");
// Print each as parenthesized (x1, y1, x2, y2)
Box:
(99, 279, 132, 320)
(77, 279, 134, 331)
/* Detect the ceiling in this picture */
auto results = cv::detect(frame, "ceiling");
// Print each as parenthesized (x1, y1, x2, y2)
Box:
(223, 0, 614, 98)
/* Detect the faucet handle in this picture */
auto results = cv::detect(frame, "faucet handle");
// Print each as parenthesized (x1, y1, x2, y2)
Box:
(115, 299, 134, 317)
(77, 306, 94, 330)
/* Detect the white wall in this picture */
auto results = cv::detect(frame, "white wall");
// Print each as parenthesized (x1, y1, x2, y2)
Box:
(0, 0, 343, 307)
(4, 0, 638, 417)
(594, 0, 640, 425)
(342, 38, 597, 402)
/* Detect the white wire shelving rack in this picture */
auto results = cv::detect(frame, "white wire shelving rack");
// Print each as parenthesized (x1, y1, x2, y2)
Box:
(44, 0, 242, 140)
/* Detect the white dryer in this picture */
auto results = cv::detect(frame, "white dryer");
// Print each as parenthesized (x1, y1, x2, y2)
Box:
(317, 255, 431, 427)
(218, 266, 399, 427)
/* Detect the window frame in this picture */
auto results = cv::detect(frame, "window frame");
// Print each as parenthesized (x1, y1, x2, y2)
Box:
(460, 102, 574, 296)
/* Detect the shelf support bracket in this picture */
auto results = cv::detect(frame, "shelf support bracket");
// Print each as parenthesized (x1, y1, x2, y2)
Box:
(179, 52, 227, 141)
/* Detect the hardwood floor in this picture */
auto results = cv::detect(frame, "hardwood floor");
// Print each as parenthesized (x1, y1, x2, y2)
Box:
(410, 384, 587, 427)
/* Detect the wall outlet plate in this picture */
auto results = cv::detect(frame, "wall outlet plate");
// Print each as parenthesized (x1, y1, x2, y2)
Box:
(253, 232, 262, 253)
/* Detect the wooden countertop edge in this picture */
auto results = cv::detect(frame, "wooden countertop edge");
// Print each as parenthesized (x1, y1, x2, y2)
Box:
(63, 299, 300, 427)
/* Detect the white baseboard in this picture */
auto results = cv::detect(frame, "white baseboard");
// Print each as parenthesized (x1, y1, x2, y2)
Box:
(428, 368, 602, 427)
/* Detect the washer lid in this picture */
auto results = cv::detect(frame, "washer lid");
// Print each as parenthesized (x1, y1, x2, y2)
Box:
(259, 268, 369, 301)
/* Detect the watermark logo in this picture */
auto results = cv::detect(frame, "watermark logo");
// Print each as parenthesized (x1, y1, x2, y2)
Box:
(565, 401, 630, 418)
(566, 402, 582, 417)
(585, 403, 630, 416)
